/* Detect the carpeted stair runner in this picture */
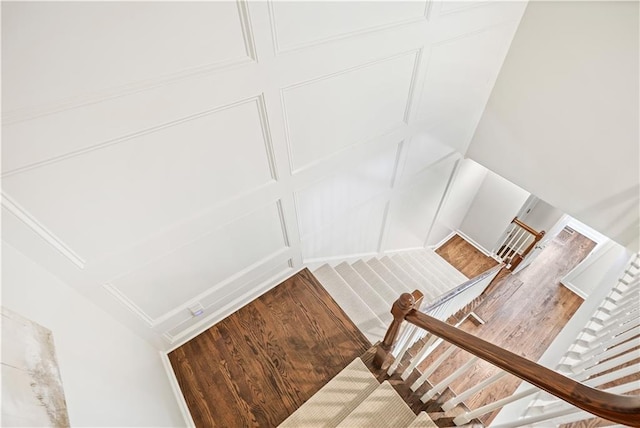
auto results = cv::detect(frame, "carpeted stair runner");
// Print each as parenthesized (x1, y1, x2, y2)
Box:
(278, 358, 438, 428)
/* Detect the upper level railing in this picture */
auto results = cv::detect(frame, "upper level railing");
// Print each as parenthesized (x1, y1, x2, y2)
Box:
(494, 217, 545, 270)
(374, 254, 640, 426)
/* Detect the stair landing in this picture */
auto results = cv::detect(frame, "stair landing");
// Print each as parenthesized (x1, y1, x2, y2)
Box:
(168, 268, 370, 428)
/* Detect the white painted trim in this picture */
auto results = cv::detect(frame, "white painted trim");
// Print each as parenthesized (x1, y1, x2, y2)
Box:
(423, 156, 462, 247)
(431, 231, 457, 251)
(159, 352, 196, 428)
(558, 281, 588, 300)
(3, 95, 269, 178)
(2, 0, 257, 126)
(166, 264, 300, 351)
(268, 1, 430, 55)
(1, 192, 86, 269)
(281, 48, 420, 174)
(454, 229, 493, 257)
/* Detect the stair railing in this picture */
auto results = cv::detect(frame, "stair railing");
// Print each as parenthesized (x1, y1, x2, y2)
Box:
(374, 254, 640, 426)
(493, 217, 545, 270)
(375, 264, 503, 371)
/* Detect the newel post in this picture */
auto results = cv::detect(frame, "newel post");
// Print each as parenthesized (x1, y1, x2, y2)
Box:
(373, 292, 416, 368)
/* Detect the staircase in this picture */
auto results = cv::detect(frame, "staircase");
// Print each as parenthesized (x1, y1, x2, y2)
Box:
(279, 357, 438, 428)
(288, 251, 640, 427)
(312, 249, 469, 343)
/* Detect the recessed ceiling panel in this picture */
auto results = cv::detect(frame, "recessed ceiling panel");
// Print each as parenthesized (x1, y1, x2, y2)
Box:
(108, 202, 286, 321)
(270, 1, 427, 51)
(2, 98, 275, 260)
(283, 52, 417, 172)
(2, 1, 251, 113)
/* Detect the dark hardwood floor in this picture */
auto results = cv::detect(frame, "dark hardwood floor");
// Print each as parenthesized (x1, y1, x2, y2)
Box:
(429, 228, 597, 424)
(169, 268, 371, 428)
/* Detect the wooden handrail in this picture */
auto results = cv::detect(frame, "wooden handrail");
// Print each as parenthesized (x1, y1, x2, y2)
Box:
(401, 300, 640, 426)
(512, 217, 544, 238)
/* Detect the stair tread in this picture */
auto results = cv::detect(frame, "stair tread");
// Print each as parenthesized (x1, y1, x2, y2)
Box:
(408, 412, 438, 428)
(380, 256, 436, 301)
(351, 260, 399, 303)
(409, 251, 460, 290)
(278, 358, 379, 428)
(334, 262, 392, 325)
(313, 264, 386, 343)
(390, 254, 440, 298)
(421, 249, 469, 282)
(398, 253, 450, 295)
(367, 257, 413, 294)
(336, 381, 415, 428)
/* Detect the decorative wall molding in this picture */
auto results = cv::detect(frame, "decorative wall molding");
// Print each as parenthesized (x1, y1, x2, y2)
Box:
(267, 1, 431, 55)
(3, 94, 272, 179)
(2, 0, 257, 126)
(439, 1, 490, 17)
(102, 282, 155, 327)
(1, 192, 86, 269)
(104, 244, 291, 330)
(165, 261, 297, 348)
(281, 49, 420, 175)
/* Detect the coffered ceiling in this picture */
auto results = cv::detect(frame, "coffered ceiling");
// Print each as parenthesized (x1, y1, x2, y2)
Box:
(1, 1, 526, 350)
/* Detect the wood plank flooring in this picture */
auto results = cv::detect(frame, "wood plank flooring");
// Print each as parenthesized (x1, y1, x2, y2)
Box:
(169, 268, 371, 428)
(436, 234, 499, 278)
(429, 228, 597, 424)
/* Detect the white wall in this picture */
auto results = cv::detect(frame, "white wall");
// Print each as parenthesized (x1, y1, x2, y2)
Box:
(1, 1, 527, 347)
(427, 158, 488, 246)
(521, 199, 564, 234)
(1, 243, 185, 427)
(459, 170, 530, 252)
(467, 1, 639, 250)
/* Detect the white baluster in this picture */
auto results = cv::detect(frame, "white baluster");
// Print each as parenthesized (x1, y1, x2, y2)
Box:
(410, 345, 456, 391)
(387, 326, 420, 375)
(421, 357, 478, 401)
(570, 337, 638, 372)
(453, 384, 536, 426)
(400, 335, 438, 381)
(442, 371, 507, 411)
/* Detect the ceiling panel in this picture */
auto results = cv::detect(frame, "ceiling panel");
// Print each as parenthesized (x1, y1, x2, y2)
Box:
(2, 1, 252, 114)
(283, 52, 417, 172)
(107, 202, 287, 321)
(2, 97, 275, 260)
(270, 1, 427, 52)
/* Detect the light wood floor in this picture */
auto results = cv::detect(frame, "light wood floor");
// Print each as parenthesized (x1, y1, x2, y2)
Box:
(169, 268, 370, 428)
(430, 228, 597, 424)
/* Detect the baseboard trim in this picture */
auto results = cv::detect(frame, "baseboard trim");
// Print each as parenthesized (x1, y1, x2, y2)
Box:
(382, 246, 426, 255)
(160, 351, 196, 428)
(430, 231, 457, 251)
(559, 280, 588, 300)
(455, 230, 493, 258)
(166, 265, 301, 352)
